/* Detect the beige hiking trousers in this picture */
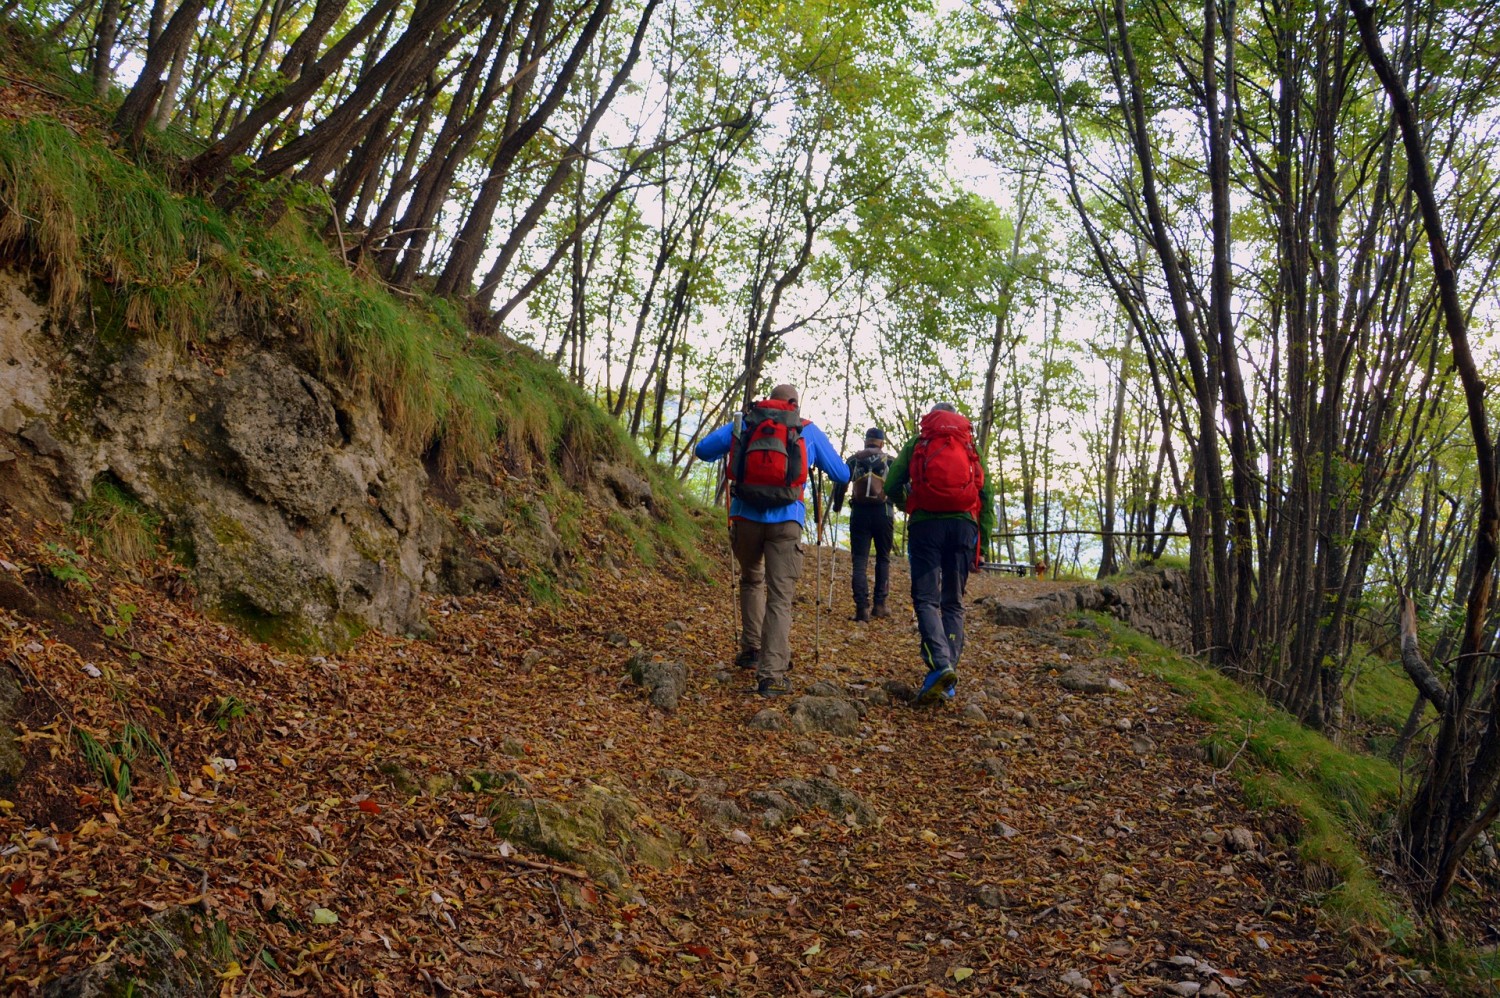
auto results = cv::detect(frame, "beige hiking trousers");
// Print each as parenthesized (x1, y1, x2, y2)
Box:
(731, 519, 805, 681)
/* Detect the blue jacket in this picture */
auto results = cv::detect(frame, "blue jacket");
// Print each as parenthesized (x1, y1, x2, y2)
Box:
(696, 418, 850, 526)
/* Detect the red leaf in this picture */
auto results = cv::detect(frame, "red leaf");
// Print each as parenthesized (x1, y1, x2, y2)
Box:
(8, 879, 25, 896)
(358, 799, 382, 815)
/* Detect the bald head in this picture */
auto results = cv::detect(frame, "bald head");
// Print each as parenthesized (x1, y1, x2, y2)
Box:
(771, 384, 799, 406)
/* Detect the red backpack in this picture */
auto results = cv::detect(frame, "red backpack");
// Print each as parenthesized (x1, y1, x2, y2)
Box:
(908, 409, 983, 516)
(729, 399, 809, 509)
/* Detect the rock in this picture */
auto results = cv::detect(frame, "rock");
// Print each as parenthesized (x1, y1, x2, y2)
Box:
(1057, 713, 1072, 727)
(1060, 969, 1091, 990)
(1056, 665, 1113, 694)
(520, 647, 547, 673)
(220, 354, 359, 521)
(978, 757, 1006, 779)
(748, 789, 799, 828)
(664, 619, 687, 632)
(883, 679, 916, 703)
(1201, 830, 1223, 846)
(991, 821, 1020, 838)
(787, 696, 860, 736)
(1224, 827, 1256, 853)
(1098, 873, 1123, 892)
(962, 704, 988, 724)
(655, 768, 697, 789)
(1115, 717, 1132, 731)
(626, 654, 688, 712)
(1129, 733, 1157, 756)
(1169, 983, 1201, 996)
(487, 782, 685, 890)
(805, 680, 846, 698)
(860, 686, 891, 707)
(748, 709, 788, 732)
(772, 777, 880, 829)
(974, 884, 1005, 908)
(1107, 677, 1133, 693)
(19, 420, 64, 457)
(992, 598, 1059, 628)
(592, 460, 654, 510)
(697, 795, 746, 827)
(605, 632, 630, 647)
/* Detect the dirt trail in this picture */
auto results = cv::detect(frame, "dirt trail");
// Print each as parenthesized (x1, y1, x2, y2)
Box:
(0, 529, 1435, 996)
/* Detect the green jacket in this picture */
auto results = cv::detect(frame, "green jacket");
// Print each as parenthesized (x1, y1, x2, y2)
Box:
(884, 435, 995, 551)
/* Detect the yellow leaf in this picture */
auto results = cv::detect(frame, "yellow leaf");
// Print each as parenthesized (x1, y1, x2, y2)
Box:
(953, 966, 974, 982)
(217, 961, 243, 980)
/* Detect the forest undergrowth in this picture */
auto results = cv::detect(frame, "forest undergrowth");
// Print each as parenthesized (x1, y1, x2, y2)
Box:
(0, 503, 1466, 997)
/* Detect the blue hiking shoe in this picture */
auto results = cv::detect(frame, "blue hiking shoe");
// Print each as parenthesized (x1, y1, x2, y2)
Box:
(915, 667, 957, 705)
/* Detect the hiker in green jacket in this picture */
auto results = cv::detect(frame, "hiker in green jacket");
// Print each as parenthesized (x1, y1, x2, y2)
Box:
(883, 403, 996, 704)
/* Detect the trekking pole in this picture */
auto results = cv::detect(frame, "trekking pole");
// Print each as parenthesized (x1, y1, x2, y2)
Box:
(812, 470, 825, 666)
(827, 513, 841, 609)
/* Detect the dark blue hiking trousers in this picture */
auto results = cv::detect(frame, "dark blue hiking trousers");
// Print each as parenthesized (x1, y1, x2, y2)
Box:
(908, 517, 978, 672)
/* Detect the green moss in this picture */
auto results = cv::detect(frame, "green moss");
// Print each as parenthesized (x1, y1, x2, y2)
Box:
(484, 783, 685, 893)
(212, 592, 314, 651)
(1347, 651, 1435, 736)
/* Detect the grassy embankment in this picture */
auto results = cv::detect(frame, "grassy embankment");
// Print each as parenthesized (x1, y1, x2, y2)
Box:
(1089, 614, 1500, 989)
(0, 45, 710, 593)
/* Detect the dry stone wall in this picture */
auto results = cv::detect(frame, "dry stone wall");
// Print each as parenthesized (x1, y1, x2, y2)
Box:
(984, 569, 1195, 653)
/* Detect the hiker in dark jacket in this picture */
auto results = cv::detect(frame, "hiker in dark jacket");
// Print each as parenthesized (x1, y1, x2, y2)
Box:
(695, 384, 849, 698)
(884, 403, 995, 705)
(832, 427, 897, 622)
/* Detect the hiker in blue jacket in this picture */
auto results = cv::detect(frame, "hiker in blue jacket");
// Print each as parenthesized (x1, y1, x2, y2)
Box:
(696, 384, 849, 697)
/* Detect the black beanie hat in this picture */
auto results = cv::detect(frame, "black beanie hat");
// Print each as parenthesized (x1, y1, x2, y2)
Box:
(865, 427, 885, 442)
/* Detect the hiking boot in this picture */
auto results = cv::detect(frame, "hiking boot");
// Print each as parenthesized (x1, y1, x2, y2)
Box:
(853, 605, 871, 623)
(756, 676, 792, 698)
(915, 666, 957, 705)
(734, 649, 760, 671)
(871, 601, 890, 619)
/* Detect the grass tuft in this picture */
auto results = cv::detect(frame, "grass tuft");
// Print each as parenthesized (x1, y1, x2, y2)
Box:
(73, 476, 162, 565)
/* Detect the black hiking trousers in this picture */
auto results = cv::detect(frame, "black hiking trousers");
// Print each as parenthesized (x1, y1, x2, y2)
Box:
(849, 503, 894, 610)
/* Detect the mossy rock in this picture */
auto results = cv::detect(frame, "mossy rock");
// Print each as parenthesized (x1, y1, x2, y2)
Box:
(486, 782, 687, 893)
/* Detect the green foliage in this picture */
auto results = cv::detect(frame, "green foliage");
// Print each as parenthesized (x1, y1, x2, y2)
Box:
(75, 721, 175, 799)
(102, 603, 137, 640)
(206, 695, 250, 732)
(40, 542, 92, 589)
